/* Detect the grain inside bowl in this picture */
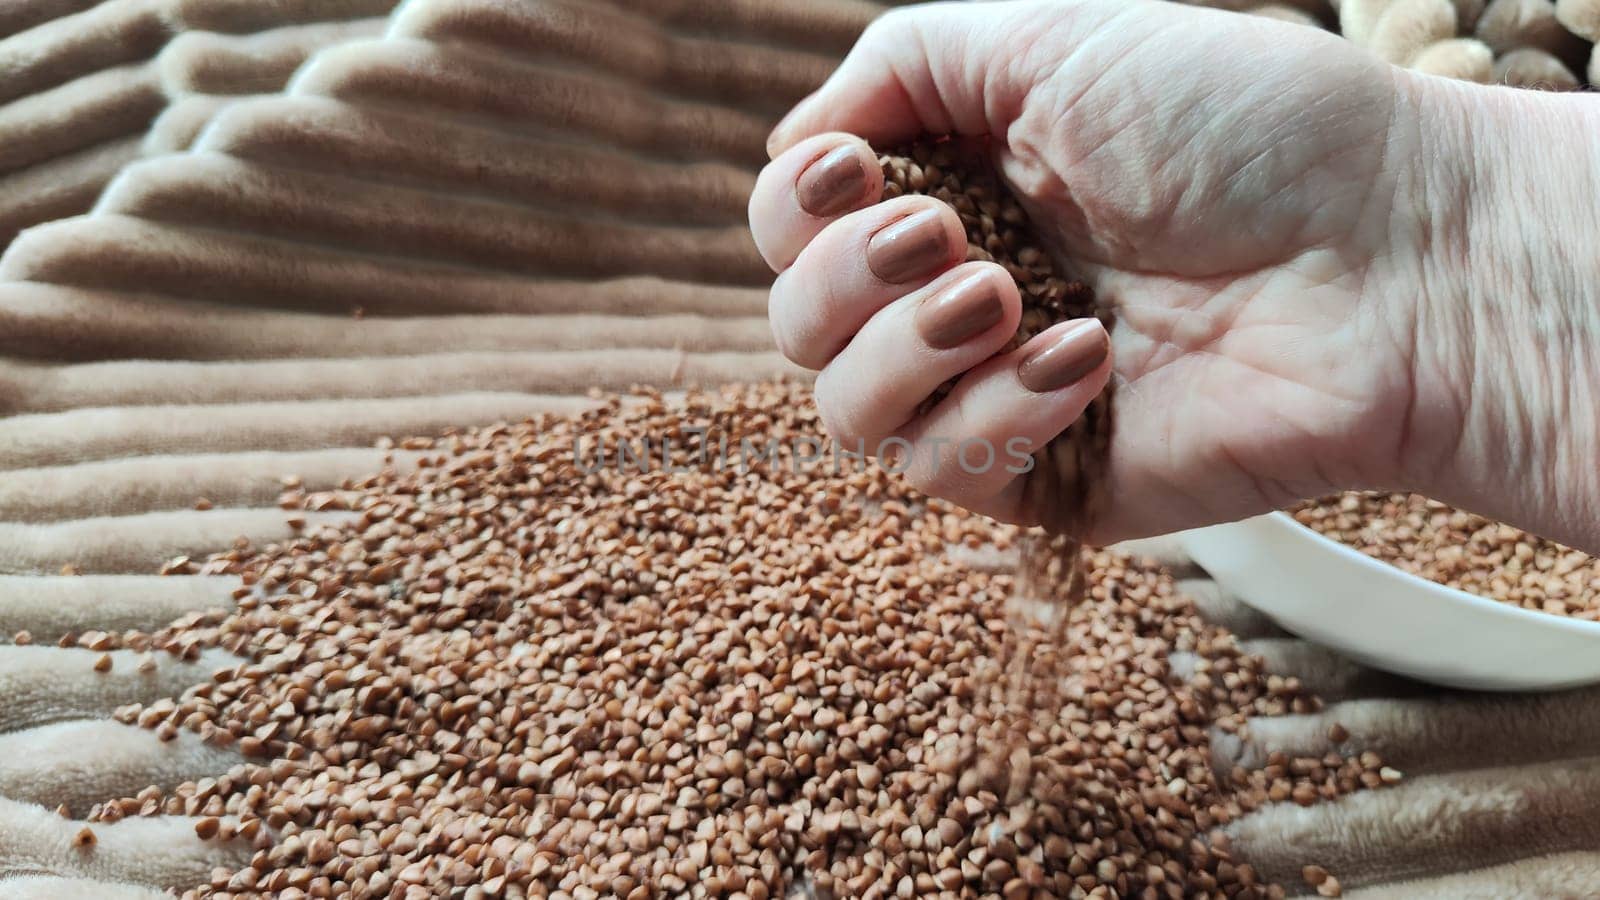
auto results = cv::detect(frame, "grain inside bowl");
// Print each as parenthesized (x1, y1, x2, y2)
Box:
(67, 383, 1395, 899)
(1293, 492, 1600, 620)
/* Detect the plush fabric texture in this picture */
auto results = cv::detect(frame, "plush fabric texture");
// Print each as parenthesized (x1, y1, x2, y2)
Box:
(0, 0, 396, 249)
(0, 0, 1596, 897)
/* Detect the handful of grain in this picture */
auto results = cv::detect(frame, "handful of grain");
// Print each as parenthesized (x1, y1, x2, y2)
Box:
(79, 383, 1388, 899)
(1295, 491, 1600, 619)
(879, 140, 1113, 543)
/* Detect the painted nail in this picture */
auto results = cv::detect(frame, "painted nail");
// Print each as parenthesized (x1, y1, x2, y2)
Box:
(867, 208, 952, 284)
(797, 145, 869, 217)
(1017, 319, 1109, 392)
(916, 273, 1005, 349)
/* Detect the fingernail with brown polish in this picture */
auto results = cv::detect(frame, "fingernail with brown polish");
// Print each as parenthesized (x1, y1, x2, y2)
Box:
(1018, 319, 1109, 392)
(797, 144, 870, 217)
(916, 273, 1005, 349)
(868, 208, 951, 284)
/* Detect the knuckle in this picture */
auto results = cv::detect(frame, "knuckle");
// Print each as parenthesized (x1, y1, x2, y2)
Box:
(766, 276, 824, 370)
(812, 372, 869, 448)
(905, 446, 985, 504)
(818, 412, 868, 458)
(747, 178, 781, 270)
(787, 329, 833, 371)
(772, 323, 826, 371)
(858, 10, 911, 49)
(769, 318, 806, 369)
(819, 413, 863, 453)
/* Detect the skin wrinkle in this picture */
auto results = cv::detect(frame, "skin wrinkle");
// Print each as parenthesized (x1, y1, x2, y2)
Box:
(1261, 84, 1387, 235)
(1394, 77, 1600, 552)
(985, 13, 1054, 138)
(1022, 102, 1122, 258)
(1216, 434, 1298, 511)
(1371, 83, 1427, 490)
(1422, 81, 1490, 503)
(1119, 257, 1372, 410)
(1213, 77, 1331, 213)
(1123, 288, 1248, 380)
(1165, 55, 1250, 142)
(1341, 71, 1460, 494)
(1530, 295, 1580, 533)
(1105, 289, 1383, 538)
(1466, 104, 1535, 508)
(1306, 451, 1343, 502)
(1031, 6, 1153, 260)
(903, 394, 984, 501)
(1056, 40, 1387, 280)
(933, 11, 1002, 139)
(1495, 181, 1539, 481)
(1205, 69, 1372, 266)
(1367, 272, 1422, 490)
(1044, 4, 1145, 130)
(1565, 249, 1600, 540)
(1119, 288, 1368, 492)
(811, 365, 847, 442)
(1270, 123, 1387, 253)
(765, 266, 798, 360)
(894, 22, 957, 137)
(1528, 161, 1599, 539)
(1202, 336, 1366, 419)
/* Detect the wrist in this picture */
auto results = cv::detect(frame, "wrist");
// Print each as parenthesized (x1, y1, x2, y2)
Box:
(1397, 73, 1600, 551)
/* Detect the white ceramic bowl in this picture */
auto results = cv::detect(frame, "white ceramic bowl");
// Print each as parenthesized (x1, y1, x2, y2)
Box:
(1178, 512, 1600, 691)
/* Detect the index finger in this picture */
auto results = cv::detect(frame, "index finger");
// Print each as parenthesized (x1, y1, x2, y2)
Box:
(766, 2, 1004, 159)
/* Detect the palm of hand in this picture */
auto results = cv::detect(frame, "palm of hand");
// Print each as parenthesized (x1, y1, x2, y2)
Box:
(993, 4, 1422, 536)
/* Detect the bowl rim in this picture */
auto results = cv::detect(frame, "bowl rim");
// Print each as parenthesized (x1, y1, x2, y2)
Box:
(1264, 509, 1600, 638)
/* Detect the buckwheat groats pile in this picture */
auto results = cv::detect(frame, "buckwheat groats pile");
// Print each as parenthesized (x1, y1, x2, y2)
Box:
(1295, 491, 1600, 619)
(80, 384, 1391, 899)
(880, 141, 1112, 541)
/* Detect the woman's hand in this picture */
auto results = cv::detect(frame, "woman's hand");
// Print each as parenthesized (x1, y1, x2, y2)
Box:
(749, 0, 1600, 550)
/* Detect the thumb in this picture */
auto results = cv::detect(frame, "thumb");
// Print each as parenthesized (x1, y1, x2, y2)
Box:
(766, 1, 1051, 158)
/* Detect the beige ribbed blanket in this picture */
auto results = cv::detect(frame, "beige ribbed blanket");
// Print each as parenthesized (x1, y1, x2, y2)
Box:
(0, 0, 397, 250)
(0, 0, 1597, 897)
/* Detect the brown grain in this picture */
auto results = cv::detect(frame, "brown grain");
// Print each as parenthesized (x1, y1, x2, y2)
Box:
(91, 383, 1385, 898)
(1295, 492, 1600, 618)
